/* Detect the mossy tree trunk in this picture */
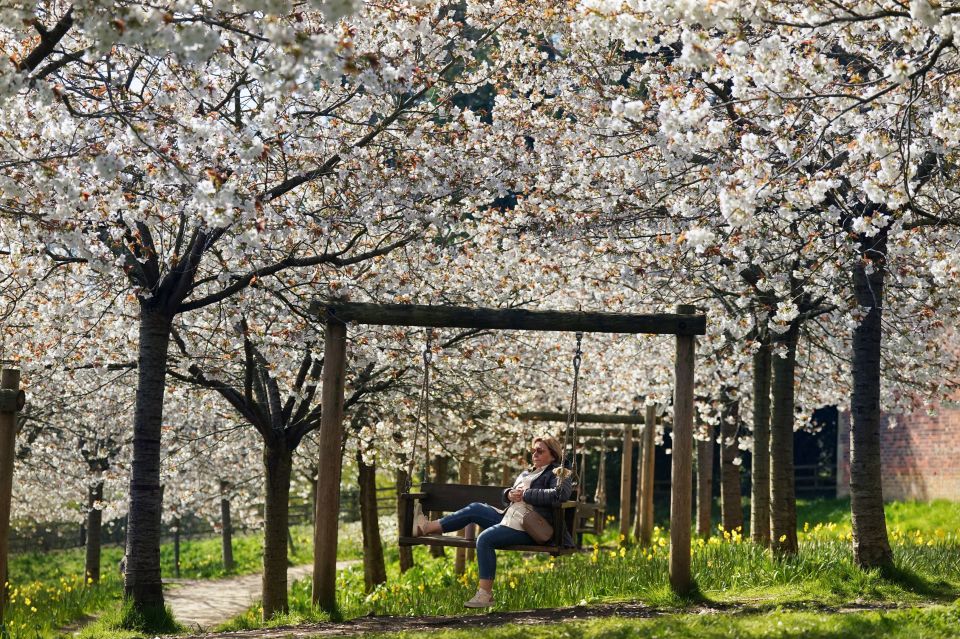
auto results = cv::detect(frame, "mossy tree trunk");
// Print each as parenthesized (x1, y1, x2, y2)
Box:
(85, 480, 104, 583)
(696, 423, 714, 539)
(750, 335, 772, 547)
(720, 393, 743, 534)
(262, 444, 293, 618)
(124, 308, 172, 612)
(770, 322, 799, 555)
(358, 453, 387, 591)
(430, 455, 448, 558)
(220, 480, 234, 572)
(850, 229, 893, 568)
(396, 468, 414, 573)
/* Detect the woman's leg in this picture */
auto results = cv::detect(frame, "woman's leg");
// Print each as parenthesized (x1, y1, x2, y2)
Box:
(475, 525, 534, 584)
(438, 502, 503, 534)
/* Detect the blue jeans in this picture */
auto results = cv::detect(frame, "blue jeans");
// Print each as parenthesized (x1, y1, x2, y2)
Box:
(439, 502, 533, 580)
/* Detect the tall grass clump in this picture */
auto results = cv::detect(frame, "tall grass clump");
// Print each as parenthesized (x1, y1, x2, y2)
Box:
(1, 574, 121, 639)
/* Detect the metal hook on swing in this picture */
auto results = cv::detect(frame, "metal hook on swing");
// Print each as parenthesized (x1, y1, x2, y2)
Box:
(573, 331, 583, 372)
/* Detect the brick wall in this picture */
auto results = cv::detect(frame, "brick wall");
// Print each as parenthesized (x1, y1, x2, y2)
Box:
(837, 406, 960, 501)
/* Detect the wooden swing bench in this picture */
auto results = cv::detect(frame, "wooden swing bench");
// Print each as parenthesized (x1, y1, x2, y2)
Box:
(398, 482, 580, 556)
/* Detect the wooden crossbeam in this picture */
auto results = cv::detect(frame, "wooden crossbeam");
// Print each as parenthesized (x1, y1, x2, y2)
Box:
(518, 411, 646, 425)
(312, 302, 706, 335)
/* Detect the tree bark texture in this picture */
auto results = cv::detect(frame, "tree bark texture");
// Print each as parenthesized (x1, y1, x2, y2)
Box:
(220, 481, 234, 572)
(638, 405, 656, 546)
(696, 424, 714, 539)
(850, 230, 893, 568)
(632, 441, 644, 541)
(618, 424, 633, 542)
(0, 368, 16, 619)
(750, 340, 772, 547)
(358, 454, 387, 591)
(430, 456, 449, 559)
(173, 516, 181, 579)
(396, 468, 414, 573)
(262, 445, 293, 618)
(455, 459, 477, 575)
(770, 322, 799, 555)
(720, 395, 743, 534)
(85, 480, 104, 583)
(124, 309, 171, 611)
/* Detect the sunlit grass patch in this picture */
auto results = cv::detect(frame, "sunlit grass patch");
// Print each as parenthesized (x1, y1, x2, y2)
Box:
(357, 602, 960, 639)
(261, 502, 960, 623)
(1, 574, 119, 639)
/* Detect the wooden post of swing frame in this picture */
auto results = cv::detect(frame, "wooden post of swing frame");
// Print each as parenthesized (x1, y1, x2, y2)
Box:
(0, 368, 24, 620)
(312, 318, 348, 612)
(618, 422, 633, 543)
(670, 305, 697, 594)
(639, 404, 657, 546)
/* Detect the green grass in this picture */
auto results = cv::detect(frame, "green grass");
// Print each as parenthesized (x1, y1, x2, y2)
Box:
(217, 498, 960, 630)
(2, 522, 360, 639)
(358, 603, 960, 639)
(74, 600, 185, 639)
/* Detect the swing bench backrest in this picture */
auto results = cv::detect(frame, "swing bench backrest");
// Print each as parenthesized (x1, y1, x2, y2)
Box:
(399, 482, 580, 556)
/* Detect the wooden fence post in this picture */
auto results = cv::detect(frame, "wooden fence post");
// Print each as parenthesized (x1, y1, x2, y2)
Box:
(0, 368, 25, 618)
(639, 404, 657, 546)
(312, 319, 348, 613)
(670, 305, 696, 594)
(618, 423, 633, 543)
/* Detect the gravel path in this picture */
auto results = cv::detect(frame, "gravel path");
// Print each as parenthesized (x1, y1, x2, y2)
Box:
(166, 561, 359, 633)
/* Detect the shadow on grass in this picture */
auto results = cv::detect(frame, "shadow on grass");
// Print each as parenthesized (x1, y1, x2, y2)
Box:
(879, 563, 957, 600)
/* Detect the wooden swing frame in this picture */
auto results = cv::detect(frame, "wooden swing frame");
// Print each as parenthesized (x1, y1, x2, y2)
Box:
(308, 301, 705, 610)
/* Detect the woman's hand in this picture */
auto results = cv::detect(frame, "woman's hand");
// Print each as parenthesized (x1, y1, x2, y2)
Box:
(508, 488, 524, 503)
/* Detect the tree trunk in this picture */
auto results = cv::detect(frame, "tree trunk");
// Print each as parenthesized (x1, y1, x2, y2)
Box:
(638, 406, 656, 546)
(262, 444, 293, 619)
(396, 468, 414, 573)
(455, 460, 474, 575)
(770, 322, 799, 555)
(430, 456, 448, 559)
(850, 230, 893, 568)
(696, 424, 714, 539)
(173, 516, 181, 579)
(750, 338, 772, 547)
(720, 394, 743, 534)
(219, 480, 234, 572)
(85, 480, 104, 583)
(124, 308, 171, 612)
(618, 424, 633, 542)
(632, 440, 643, 541)
(358, 454, 387, 591)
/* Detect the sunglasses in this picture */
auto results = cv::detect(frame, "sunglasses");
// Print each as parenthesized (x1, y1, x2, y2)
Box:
(531, 447, 547, 455)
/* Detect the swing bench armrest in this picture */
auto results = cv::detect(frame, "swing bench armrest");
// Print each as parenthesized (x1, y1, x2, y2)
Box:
(548, 500, 579, 547)
(398, 492, 428, 538)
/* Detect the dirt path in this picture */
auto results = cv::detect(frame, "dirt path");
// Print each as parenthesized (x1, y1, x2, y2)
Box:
(172, 600, 927, 639)
(166, 561, 358, 632)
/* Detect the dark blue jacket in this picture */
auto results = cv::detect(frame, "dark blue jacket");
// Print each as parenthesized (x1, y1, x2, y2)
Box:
(501, 462, 575, 546)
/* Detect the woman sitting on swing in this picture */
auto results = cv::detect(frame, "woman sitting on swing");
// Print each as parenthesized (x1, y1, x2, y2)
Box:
(413, 434, 573, 608)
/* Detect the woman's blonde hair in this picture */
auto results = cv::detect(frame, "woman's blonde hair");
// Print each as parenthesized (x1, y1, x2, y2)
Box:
(533, 435, 563, 465)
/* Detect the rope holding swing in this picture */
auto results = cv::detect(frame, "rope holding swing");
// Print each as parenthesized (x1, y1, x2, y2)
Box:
(405, 329, 433, 493)
(556, 331, 583, 484)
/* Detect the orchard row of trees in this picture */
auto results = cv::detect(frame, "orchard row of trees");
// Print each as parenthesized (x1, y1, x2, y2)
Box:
(1, 0, 958, 621)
